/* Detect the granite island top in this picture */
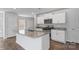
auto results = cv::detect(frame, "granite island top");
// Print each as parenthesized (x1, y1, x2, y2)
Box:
(18, 31, 49, 38)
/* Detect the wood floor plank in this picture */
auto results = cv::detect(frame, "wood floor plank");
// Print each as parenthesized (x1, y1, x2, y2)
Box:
(0, 37, 79, 50)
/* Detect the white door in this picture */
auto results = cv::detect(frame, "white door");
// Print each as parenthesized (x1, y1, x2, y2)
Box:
(37, 16, 44, 24)
(5, 13, 17, 38)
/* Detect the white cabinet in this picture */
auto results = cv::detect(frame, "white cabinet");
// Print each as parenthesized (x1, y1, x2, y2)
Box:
(16, 33, 50, 50)
(37, 16, 44, 24)
(37, 12, 65, 24)
(53, 12, 65, 23)
(51, 30, 65, 43)
(37, 13, 53, 24)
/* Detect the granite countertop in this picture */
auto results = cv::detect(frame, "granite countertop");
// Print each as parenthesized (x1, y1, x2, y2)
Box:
(36, 24, 66, 30)
(19, 31, 49, 38)
(37, 26, 66, 30)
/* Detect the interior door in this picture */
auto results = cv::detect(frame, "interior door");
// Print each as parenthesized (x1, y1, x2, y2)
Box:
(5, 13, 17, 38)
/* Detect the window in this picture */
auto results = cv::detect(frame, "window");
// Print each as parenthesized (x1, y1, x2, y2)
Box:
(17, 17, 26, 34)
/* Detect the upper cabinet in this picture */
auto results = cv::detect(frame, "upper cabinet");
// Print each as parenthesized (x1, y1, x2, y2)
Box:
(37, 13, 53, 24)
(53, 12, 66, 23)
(37, 12, 66, 24)
(37, 16, 44, 24)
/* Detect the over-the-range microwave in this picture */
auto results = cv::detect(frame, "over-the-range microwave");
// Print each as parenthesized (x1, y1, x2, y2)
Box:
(44, 18, 52, 24)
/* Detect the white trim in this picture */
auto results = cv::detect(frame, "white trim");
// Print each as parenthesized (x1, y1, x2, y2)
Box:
(33, 14, 37, 30)
(18, 14, 33, 18)
(3, 11, 6, 39)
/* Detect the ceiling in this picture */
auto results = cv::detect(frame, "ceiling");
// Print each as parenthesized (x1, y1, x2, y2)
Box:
(0, 8, 65, 16)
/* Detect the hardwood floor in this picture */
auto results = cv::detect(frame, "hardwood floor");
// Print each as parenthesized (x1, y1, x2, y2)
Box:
(0, 37, 24, 50)
(0, 37, 79, 50)
(50, 40, 79, 50)
(49, 40, 65, 50)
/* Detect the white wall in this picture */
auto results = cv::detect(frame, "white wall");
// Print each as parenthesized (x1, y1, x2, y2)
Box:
(66, 8, 79, 28)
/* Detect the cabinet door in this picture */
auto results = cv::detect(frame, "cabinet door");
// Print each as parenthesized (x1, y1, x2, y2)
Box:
(51, 30, 57, 40)
(53, 12, 65, 23)
(51, 30, 65, 43)
(37, 16, 44, 24)
(37, 13, 53, 24)
(56, 30, 65, 43)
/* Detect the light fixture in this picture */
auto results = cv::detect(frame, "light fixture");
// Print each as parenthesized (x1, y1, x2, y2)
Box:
(38, 8, 41, 14)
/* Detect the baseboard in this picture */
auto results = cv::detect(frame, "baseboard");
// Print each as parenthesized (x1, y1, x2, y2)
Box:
(6, 36, 16, 39)
(51, 39, 66, 44)
(51, 39, 65, 44)
(66, 41, 79, 44)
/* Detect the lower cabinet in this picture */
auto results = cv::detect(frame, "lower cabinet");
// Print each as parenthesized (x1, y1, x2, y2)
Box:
(51, 30, 66, 43)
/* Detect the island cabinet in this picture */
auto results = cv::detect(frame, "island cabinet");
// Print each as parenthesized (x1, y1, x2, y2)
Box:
(16, 31, 50, 50)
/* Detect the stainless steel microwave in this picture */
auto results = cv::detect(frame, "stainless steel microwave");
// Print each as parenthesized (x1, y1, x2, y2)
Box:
(44, 19, 52, 24)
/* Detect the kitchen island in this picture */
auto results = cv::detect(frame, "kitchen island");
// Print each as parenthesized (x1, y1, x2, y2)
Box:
(16, 31, 50, 50)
